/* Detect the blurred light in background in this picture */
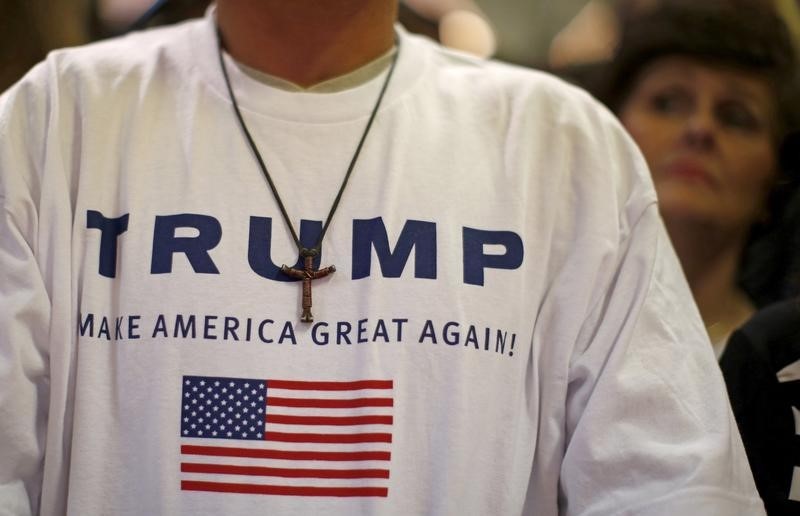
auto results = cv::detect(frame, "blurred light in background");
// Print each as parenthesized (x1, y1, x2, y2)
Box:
(96, 0, 154, 31)
(2, 0, 799, 92)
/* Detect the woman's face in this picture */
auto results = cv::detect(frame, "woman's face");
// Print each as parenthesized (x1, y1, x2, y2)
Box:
(619, 56, 777, 234)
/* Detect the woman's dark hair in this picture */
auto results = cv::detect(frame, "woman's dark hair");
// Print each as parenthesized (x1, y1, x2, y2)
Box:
(596, 0, 800, 306)
(600, 1, 797, 125)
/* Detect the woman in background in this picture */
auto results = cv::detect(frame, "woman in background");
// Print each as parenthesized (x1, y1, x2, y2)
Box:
(594, 1, 800, 512)
(597, 0, 799, 356)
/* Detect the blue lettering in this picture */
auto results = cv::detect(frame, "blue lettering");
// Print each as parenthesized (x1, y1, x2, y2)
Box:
(463, 227, 523, 286)
(128, 315, 141, 339)
(224, 317, 240, 341)
(248, 217, 324, 280)
(204, 316, 218, 340)
(175, 314, 196, 338)
(394, 318, 408, 341)
(312, 322, 329, 345)
(465, 325, 479, 349)
(114, 316, 124, 340)
(352, 218, 436, 280)
(496, 330, 508, 354)
(372, 319, 389, 342)
(337, 321, 353, 344)
(79, 313, 94, 337)
(86, 210, 129, 278)
(443, 321, 459, 345)
(258, 319, 274, 343)
(152, 314, 168, 338)
(151, 214, 222, 274)
(419, 320, 437, 343)
(357, 318, 369, 343)
(278, 322, 297, 344)
(98, 317, 110, 340)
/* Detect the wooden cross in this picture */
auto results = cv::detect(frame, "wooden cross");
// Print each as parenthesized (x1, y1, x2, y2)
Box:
(281, 251, 335, 323)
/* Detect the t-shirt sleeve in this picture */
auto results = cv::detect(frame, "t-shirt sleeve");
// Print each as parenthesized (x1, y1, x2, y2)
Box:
(0, 65, 53, 516)
(558, 198, 765, 514)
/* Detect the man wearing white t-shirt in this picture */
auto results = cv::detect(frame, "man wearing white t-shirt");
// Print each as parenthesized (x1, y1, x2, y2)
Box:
(0, 1, 764, 514)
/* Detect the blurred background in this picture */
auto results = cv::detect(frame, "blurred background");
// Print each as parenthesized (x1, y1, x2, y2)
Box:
(3, 0, 797, 92)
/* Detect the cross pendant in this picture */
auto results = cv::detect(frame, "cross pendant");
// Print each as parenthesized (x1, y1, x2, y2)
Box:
(281, 254, 335, 323)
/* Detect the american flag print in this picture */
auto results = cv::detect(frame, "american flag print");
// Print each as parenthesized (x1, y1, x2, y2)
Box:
(179, 376, 393, 497)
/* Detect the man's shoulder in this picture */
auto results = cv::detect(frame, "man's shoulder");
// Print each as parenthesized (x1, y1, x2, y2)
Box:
(43, 17, 206, 85)
(404, 29, 598, 109)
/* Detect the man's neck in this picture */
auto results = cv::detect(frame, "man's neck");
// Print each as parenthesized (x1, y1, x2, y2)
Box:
(216, 0, 398, 88)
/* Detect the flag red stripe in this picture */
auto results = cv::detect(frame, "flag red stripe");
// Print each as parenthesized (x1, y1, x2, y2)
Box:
(181, 480, 388, 497)
(267, 397, 393, 408)
(181, 445, 390, 461)
(181, 462, 390, 479)
(266, 414, 393, 426)
(267, 380, 392, 391)
(265, 431, 392, 444)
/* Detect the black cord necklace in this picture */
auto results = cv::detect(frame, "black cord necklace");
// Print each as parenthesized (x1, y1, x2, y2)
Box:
(216, 29, 400, 323)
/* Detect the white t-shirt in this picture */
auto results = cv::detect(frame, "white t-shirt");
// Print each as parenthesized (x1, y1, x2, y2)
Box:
(0, 10, 764, 516)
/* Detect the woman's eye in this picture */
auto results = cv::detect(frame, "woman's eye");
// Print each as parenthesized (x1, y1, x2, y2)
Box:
(717, 102, 762, 132)
(648, 90, 690, 114)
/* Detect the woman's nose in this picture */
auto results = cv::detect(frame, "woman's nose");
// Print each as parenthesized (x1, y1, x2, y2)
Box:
(680, 108, 718, 150)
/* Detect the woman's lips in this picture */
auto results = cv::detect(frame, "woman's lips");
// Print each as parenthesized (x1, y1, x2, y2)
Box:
(662, 159, 718, 187)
